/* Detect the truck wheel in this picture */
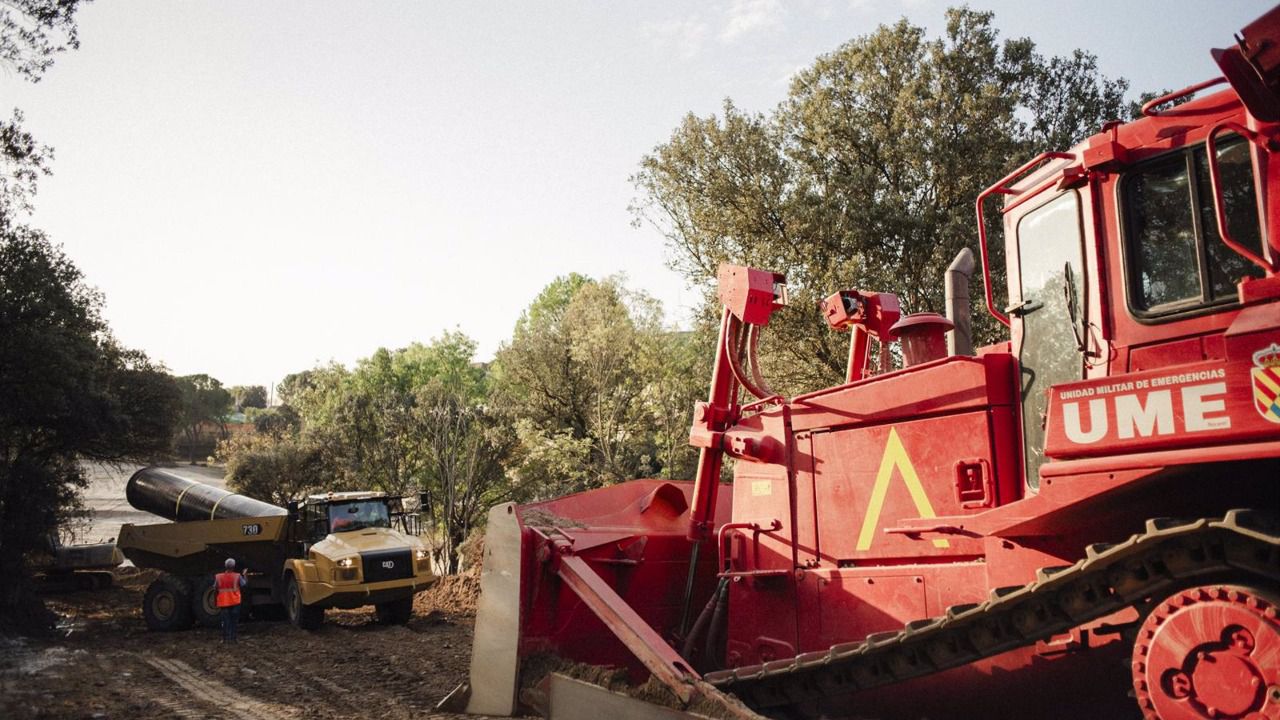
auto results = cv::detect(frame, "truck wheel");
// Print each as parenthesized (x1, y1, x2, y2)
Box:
(375, 597, 413, 625)
(143, 575, 194, 631)
(285, 575, 323, 630)
(190, 576, 222, 628)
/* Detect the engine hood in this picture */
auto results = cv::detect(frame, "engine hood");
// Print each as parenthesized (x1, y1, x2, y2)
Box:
(311, 527, 424, 559)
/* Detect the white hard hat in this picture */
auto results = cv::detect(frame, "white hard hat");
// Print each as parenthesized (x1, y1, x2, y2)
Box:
(225, 558, 235, 569)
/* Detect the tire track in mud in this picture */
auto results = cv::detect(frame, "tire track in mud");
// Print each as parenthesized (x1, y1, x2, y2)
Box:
(137, 653, 300, 719)
(88, 651, 209, 719)
(253, 623, 450, 718)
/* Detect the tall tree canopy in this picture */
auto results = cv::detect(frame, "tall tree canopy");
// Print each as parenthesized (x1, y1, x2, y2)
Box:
(0, 231, 179, 626)
(492, 275, 706, 495)
(174, 374, 232, 463)
(229, 385, 268, 411)
(632, 7, 1129, 393)
(0, 0, 179, 629)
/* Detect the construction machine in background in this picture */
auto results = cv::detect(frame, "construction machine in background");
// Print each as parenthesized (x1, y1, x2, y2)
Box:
(32, 533, 123, 592)
(464, 8, 1280, 720)
(117, 467, 437, 631)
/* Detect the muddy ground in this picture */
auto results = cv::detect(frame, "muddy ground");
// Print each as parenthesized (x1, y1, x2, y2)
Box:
(2, 463, 488, 719)
(1, 568, 481, 719)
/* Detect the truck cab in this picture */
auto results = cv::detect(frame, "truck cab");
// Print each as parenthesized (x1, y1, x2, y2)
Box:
(283, 491, 435, 629)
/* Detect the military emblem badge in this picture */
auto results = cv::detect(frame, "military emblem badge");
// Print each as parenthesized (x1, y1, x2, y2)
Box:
(1252, 343, 1280, 424)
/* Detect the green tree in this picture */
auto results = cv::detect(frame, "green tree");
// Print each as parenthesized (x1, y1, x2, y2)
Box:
(220, 332, 522, 572)
(631, 7, 1129, 393)
(229, 384, 268, 411)
(494, 275, 704, 494)
(1, 0, 86, 226)
(0, 230, 180, 627)
(415, 377, 517, 573)
(175, 374, 232, 464)
(218, 431, 324, 507)
(247, 404, 300, 437)
(0, 0, 178, 629)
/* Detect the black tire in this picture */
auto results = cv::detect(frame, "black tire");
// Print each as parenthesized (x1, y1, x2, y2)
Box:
(191, 576, 223, 628)
(284, 575, 323, 630)
(143, 575, 194, 631)
(375, 596, 413, 625)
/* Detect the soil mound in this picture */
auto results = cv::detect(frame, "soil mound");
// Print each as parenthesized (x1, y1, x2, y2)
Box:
(415, 573, 480, 616)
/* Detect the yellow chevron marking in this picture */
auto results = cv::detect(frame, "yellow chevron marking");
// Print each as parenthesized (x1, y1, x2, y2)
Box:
(855, 427, 949, 551)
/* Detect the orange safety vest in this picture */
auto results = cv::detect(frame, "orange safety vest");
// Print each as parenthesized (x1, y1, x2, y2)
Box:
(215, 571, 242, 608)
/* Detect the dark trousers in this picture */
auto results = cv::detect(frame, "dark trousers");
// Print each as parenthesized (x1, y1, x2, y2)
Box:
(220, 605, 240, 642)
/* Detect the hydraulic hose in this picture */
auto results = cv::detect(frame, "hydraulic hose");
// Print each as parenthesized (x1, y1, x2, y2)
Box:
(705, 577, 731, 670)
(682, 576, 729, 664)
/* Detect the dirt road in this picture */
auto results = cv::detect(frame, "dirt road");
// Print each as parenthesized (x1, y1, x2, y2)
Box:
(1, 568, 480, 719)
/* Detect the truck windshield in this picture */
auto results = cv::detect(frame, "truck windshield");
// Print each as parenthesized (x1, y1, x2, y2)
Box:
(327, 501, 390, 533)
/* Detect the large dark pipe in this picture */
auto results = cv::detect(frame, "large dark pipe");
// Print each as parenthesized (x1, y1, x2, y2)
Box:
(946, 248, 977, 356)
(126, 467, 285, 521)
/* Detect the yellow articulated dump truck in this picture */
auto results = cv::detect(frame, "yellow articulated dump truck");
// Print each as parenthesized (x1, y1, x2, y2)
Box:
(117, 467, 437, 631)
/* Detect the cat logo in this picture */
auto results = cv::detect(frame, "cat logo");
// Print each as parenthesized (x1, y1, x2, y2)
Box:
(1252, 344, 1280, 424)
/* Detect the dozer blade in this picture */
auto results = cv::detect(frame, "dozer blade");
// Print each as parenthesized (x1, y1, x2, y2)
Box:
(466, 501, 524, 716)
(465, 479, 745, 718)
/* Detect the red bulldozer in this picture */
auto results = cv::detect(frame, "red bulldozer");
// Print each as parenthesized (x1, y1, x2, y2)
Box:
(462, 9, 1280, 720)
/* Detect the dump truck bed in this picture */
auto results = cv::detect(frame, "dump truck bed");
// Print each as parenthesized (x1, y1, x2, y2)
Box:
(118, 514, 292, 577)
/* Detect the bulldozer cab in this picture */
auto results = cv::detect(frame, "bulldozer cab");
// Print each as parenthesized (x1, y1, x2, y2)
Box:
(988, 91, 1276, 489)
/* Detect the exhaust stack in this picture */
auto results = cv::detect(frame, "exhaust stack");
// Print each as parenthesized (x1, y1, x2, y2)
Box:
(945, 248, 976, 356)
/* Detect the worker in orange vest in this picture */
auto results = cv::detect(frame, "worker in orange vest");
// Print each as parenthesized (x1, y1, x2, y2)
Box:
(216, 558, 247, 644)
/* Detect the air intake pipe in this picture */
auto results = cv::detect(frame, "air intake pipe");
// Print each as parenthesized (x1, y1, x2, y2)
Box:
(126, 467, 286, 521)
(945, 248, 976, 356)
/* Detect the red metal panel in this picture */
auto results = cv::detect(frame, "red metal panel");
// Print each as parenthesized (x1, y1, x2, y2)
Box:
(1044, 354, 1280, 460)
(512, 480, 731, 682)
(725, 575, 797, 668)
(790, 354, 1014, 434)
(816, 573, 927, 650)
(1128, 336, 1207, 372)
(556, 554, 699, 703)
(811, 412, 991, 562)
(728, 464, 792, 572)
(988, 405, 1023, 506)
(792, 433, 819, 567)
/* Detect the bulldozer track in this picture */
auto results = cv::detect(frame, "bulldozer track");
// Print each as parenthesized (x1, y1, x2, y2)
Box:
(138, 653, 300, 720)
(705, 509, 1280, 714)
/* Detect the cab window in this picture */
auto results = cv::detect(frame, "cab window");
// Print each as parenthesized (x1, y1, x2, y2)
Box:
(328, 501, 390, 533)
(1123, 137, 1265, 315)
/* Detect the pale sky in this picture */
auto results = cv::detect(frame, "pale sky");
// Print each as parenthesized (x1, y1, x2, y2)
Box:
(2, 0, 1271, 390)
